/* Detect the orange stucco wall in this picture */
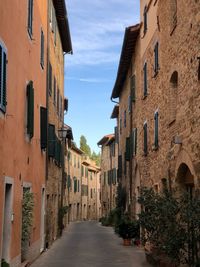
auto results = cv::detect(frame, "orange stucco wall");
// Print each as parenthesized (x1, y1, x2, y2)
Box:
(0, 0, 47, 265)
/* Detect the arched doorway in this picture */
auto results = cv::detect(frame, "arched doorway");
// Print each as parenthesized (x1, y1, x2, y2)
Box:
(176, 163, 194, 197)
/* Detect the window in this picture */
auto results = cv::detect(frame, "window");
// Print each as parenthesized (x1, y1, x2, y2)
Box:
(143, 62, 147, 97)
(132, 128, 137, 156)
(57, 89, 59, 114)
(60, 95, 62, 119)
(124, 110, 126, 128)
(124, 152, 126, 175)
(104, 172, 106, 185)
(154, 42, 159, 75)
(48, 62, 52, 95)
(125, 137, 130, 161)
(48, 124, 55, 157)
(74, 179, 77, 193)
(27, 81, 34, 139)
(40, 29, 44, 68)
(53, 77, 56, 105)
(143, 122, 148, 156)
(118, 155, 122, 179)
(143, 5, 148, 34)
(120, 117, 122, 134)
(154, 111, 159, 149)
(169, 71, 178, 124)
(128, 96, 132, 113)
(130, 75, 136, 102)
(0, 43, 7, 113)
(77, 180, 79, 192)
(114, 126, 118, 144)
(91, 188, 93, 198)
(27, 0, 33, 37)
(40, 107, 47, 149)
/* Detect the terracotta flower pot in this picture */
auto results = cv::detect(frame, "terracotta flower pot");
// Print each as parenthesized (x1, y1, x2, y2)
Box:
(123, 238, 131, 246)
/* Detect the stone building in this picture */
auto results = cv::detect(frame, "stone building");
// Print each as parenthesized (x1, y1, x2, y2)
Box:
(67, 143, 83, 222)
(110, 0, 200, 218)
(0, 1, 48, 266)
(65, 147, 101, 222)
(45, 0, 72, 248)
(98, 134, 118, 217)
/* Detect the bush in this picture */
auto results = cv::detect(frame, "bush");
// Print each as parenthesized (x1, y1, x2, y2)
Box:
(116, 219, 140, 240)
(1, 259, 10, 267)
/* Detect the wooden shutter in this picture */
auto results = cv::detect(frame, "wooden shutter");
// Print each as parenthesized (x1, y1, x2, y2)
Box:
(40, 29, 44, 67)
(114, 126, 118, 144)
(48, 124, 55, 157)
(124, 152, 126, 175)
(28, 0, 33, 36)
(125, 137, 130, 161)
(48, 62, 52, 95)
(143, 63, 147, 96)
(67, 175, 71, 188)
(0, 46, 7, 113)
(27, 81, 34, 138)
(154, 112, 159, 149)
(40, 107, 47, 149)
(131, 75, 136, 102)
(53, 77, 56, 104)
(144, 122, 148, 155)
(134, 128, 137, 156)
(154, 42, 159, 74)
(118, 155, 122, 179)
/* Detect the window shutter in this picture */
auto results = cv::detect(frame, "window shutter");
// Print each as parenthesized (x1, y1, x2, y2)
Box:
(144, 62, 147, 96)
(40, 29, 44, 67)
(67, 175, 71, 188)
(27, 81, 34, 138)
(48, 124, 55, 157)
(144, 123, 148, 155)
(124, 152, 126, 175)
(48, 62, 52, 95)
(118, 155, 122, 179)
(154, 112, 159, 149)
(53, 77, 56, 105)
(28, 0, 33, 36)
(154, 42, 159, 74)
(131, 75, 136, 102)
(125, 137, 130, 161)
(114, 126, 118, 143)
(40, 107, 47, 149)
(57, 89, 59, 114)
(128, 96, 132, 113)
(134, 128, 137, 156)
(143, 6, 147, 34)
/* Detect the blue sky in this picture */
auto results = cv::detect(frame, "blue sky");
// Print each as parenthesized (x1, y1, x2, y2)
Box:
(64, 0, 140, 153)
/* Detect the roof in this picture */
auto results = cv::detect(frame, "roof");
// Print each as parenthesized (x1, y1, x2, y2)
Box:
(53, 0, 73, 53)
(71, 142, 84, 155)
(111, 24, 140, 99)
(110, 105, 119, 119)
(97, 134, 114, 146)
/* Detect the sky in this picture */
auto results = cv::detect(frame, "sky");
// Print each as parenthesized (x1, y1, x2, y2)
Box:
(64, 0, 140, 153)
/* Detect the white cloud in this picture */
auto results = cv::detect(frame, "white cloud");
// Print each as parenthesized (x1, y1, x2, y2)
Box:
(66, 0, 139, 67)
(66, 77, 112, 83)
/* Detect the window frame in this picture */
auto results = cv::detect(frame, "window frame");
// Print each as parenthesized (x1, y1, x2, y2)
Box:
(0, 42, 7, 113)
(27, 0, 33, 38)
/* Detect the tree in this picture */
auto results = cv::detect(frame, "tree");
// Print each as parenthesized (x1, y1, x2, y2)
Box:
(91, 151, 101, 166)
(80, 135, 91, 157)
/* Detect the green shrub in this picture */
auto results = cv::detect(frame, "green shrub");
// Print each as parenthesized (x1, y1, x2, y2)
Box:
(116, 219, 140, 240)
(1, 259, 10, 267)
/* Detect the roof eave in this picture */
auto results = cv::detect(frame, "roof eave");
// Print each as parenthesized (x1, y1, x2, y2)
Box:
(111, 23, 140, 99)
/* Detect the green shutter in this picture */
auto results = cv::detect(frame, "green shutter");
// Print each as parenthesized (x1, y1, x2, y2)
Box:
(74, 178, 77, 193)
(40, 107, 47, 149)
(154, 112, 159, 149)
(131, 75, 136, 102)
(48, 124, 55, 157)
(55, 138, 62, 166)
(125, 137, 130, 161)
(27, 81, 34, 138)
(67, 175, 71, 188)
(124, 152, 127, 175)
(118, 155, 122, 179)
(0, 46, 2, 106)
(114, 126, 118, 143)
(144, 123, 148, 155)
(134, 128, 137, 156)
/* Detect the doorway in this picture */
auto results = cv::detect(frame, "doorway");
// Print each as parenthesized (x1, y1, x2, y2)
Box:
(2, 183, 13, 263)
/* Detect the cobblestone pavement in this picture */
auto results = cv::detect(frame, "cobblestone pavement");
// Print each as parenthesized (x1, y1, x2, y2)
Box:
(31, 221, 151, 267)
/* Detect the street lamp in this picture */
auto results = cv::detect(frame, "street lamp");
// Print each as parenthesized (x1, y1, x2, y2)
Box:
(58, 128, 68, 140)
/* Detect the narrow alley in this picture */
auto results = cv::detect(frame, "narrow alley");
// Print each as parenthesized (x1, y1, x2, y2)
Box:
(31, 221, 150, 267)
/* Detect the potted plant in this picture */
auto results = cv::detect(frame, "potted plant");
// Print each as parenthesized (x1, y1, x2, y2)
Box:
(116, 219, 140, 246)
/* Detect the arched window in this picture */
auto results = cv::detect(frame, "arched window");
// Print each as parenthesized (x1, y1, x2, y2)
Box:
(169, 71, 178, 124)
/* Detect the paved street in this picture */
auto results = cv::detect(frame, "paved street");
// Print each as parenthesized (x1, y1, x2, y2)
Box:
(31, 221, 151, 267)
